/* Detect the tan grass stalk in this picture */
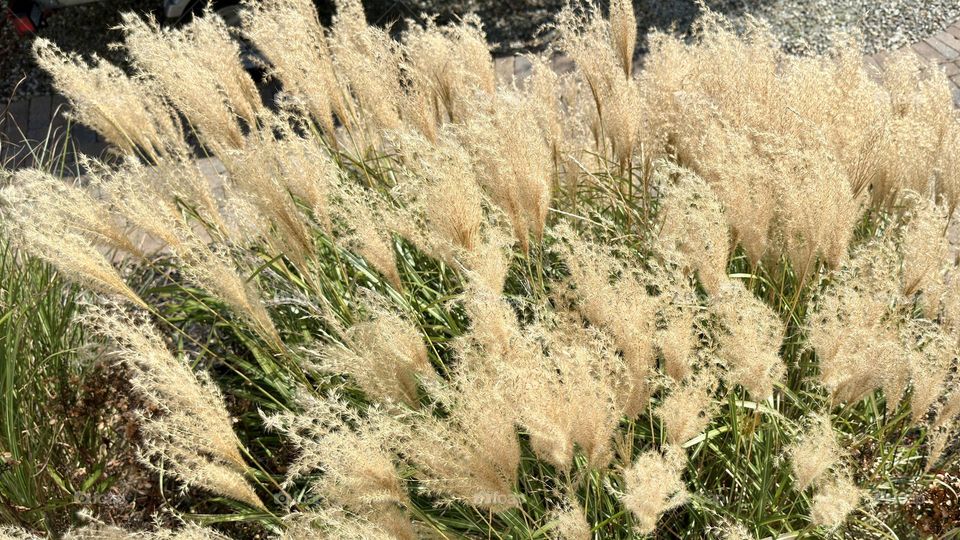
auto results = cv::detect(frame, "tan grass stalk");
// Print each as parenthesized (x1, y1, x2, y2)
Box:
(241, 0, 342, 138)
(809, 474, 862, 529)
(317, 310, 435, 407)
(788, 414, 841, 490)
(618, 446, 688, 534)
(121, 13, 260, 153)
(83, 307, 263, 509)
(33, 39, 182, 161)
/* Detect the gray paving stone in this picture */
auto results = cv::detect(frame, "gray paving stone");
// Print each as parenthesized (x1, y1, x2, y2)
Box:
(513, 55, 533, 86)
(935, 30, 960, 54)
(26, 95, 52, 142)
(926, 36, 960, 61)
(494, 56, 514, 84)
(912, 41, 944, 63)
(3, 99, 29, 144)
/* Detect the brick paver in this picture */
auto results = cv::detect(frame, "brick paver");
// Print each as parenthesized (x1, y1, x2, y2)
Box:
(4, 17, 960, 172)
(866, 18, 960, 107)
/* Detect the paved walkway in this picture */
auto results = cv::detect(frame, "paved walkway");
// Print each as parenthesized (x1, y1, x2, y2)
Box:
(3, 18, 960, 172)
(868, 20, 960, 104)
(0, 95, 105, 172)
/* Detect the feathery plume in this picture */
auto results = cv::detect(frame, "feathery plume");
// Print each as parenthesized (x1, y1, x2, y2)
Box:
(710, 281, 785, 400)
(508, 326, 622, 470)
(551, 497, 591, 540)
(281, 508, 414, 540)
(121, 13, 260, 153)
(64, 522, 231, 540)
(618, 446, 688, 534)
(391, 128, 486, 258)
(903, 319, 955, 424)
(557, 227, 659, 416)
(399, 364, 520, 510)
(808, 240, 909, 409)
(83, 307, 263, 509)
(901, 193, 950, 298)
(454, 89, 552, 252)
(318, 309, 435, 407)
(3, 169, 140, 256)
(178, 239, 280, 345)
(658, 165, 730, 295)
(657, 372, 717, 446)
(220, 129, 317, 267)
(265, 392, 414, 538)
(328, 0, 404, 135)
(608, 0, 636, 78)
(788, 414, 841, 490)
(333, 184, 402, 289)
(0, 200, 146, 307)
(402, 14, 494, 124)
(33, 38, 182, 160)
(810, 474, 861, 529)
(242, 0, 342, 137)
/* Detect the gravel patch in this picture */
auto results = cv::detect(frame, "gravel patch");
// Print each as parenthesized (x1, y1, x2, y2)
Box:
(384, 0, 960, 56)
(721, 0, 960, 55)
(1, 0, 959, 101)
(0, 0, 155, 99)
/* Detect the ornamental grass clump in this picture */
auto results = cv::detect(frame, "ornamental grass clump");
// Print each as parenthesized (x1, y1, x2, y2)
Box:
(4, 0, 960, 538)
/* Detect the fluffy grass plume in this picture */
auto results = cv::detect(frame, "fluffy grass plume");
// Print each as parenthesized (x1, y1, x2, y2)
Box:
(6, 0, 960, 538)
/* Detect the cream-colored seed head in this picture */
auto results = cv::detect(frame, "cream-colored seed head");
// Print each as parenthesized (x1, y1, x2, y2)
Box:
(788, 414, 841, 490)
(711, 281, 785, 400)
(454, 89, 552, 252)
(608, 0, 636, 78)
(328, 0, 404, 137)
(557, 227, 659, 416)
(5, 169, 141, 256)
(657, 373, 717, 446)
(64, 522, 231, 540)
(402, 14, 494, 124)
(508, 329, 621, 470)
(281, 508, 415, 540)
(319, 310, 435, 407)
(1, 211, 146, 308)
(121, 14, 258, 153)
(810, 474, 861, 529)
(265, 392, 409, 528)
(242, 0, 341, 137)
(33, 39, 183, 160)
(83, 307, 262, 509)
(658, 166, 731, 295)
(901, 193, 950, 298)
(551, 497, 592, 540)
(618, 445, 688, 534)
